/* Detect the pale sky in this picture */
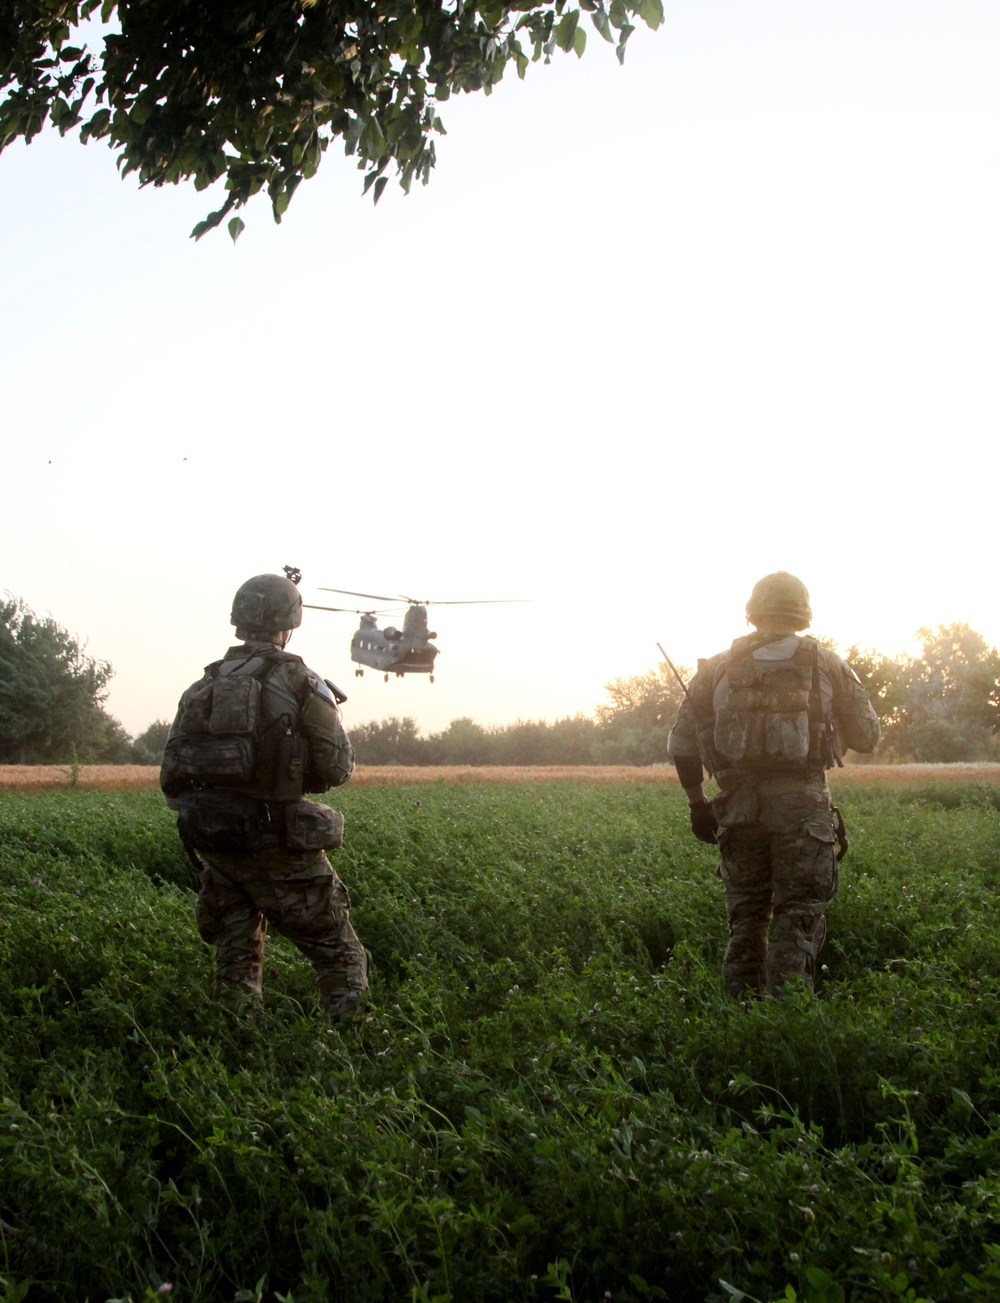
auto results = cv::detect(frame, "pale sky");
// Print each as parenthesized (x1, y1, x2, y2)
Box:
(3, 0, 999, 739)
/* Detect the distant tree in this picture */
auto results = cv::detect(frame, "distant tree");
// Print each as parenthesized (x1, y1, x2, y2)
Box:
(1, 0, 663, 239)
(489, 714, 600, 765)
(889, 624, 1000, 762)
(351, 715, 425, 765)
(904, 718, 979, 764)
(94, 712, 135, 763)
(131, 717, 171, 765)
(537, 713, 600, 764)
(347, 713, 602, 765)
(841, 645, 909, 733)
(425, 717, 492, 765)
(0, 595, 128, 763)
(595, 663, 687, 765)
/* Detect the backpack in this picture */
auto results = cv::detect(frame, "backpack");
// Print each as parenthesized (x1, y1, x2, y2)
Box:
(709, 635, 832, 774)
(160, 652, 305, 802)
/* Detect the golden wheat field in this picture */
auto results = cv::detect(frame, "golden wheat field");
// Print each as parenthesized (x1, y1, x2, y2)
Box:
(1, 762, 999, 793)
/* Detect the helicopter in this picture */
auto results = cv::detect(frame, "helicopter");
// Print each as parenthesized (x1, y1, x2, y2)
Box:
(303, 587, 526, 682)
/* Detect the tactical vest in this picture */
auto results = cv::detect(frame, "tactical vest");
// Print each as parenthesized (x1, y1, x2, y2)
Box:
(161, 651, 306, 803)
(702, 635, 833, 777)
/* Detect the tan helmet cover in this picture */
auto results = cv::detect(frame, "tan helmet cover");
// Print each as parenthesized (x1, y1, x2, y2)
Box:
(230, 574, 303, 632)
(745, 571, 812, 630)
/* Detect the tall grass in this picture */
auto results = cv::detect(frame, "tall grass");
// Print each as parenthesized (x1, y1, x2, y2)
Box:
(2, 780, 1000, 1302)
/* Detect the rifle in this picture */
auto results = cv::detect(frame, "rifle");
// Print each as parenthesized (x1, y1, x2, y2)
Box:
(657, 642, 720, 783)
(657, 642, 693, 704)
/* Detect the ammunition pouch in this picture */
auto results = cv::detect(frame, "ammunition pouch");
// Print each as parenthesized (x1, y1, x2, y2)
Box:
(284, 800, 344, 852)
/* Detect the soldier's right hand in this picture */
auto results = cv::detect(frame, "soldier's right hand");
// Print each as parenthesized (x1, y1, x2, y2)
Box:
(689, 798, 719, 845)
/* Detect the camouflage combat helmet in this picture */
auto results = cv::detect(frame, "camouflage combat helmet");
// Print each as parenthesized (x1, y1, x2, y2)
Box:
(745, 571, 812, 630)
(230, 574, 303, 632)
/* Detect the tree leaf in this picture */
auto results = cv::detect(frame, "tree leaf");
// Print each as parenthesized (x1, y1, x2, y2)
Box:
(555, 9, 580, 52)
(590, 6, 613, 42)
(228, 216, 245, 244)
(638, 0, 664, 29)
(615, 22, 634, 63)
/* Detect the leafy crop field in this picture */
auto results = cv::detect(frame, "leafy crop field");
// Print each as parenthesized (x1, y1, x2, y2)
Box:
(3, 776, 1000, 1302)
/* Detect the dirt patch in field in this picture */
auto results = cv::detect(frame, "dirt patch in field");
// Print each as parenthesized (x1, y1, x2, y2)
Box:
(2, 762, 999, 793)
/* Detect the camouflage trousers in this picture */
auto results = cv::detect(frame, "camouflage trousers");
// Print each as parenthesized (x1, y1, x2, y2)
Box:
(195, 839, 369, 1018)
(713, 778, 839, 998)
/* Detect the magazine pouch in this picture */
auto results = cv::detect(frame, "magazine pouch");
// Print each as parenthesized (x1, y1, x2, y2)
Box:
(284, 800, 344, 852)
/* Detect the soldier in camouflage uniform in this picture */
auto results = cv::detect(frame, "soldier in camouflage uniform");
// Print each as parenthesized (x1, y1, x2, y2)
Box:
(161, 573, 369, 1021)
(668, 573, 880, 998)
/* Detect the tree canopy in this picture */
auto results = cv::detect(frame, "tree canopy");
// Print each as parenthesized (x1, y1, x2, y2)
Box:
(0, 595, 132, 763)
(852, 623, 1000, 763)
(1, 0, 663, 239)
(131, 716, 171, 765)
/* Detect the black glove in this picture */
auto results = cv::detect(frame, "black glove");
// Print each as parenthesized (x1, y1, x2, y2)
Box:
(689, 799, 719, 845)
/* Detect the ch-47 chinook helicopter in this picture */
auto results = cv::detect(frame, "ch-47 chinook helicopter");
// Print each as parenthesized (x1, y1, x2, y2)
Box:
(303, 587, 526, 682)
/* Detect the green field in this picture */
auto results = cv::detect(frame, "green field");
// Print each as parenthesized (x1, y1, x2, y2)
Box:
(2, 779, 1000, 1303)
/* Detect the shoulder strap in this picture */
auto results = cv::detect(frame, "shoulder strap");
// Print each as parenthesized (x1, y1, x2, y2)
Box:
(806, 639, 842, 768)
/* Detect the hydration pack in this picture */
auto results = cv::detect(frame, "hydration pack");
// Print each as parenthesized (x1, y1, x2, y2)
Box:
(710, 635, 832, 774)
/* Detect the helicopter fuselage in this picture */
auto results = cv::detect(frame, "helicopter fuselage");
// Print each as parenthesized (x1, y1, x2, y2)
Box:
(307, 585, 522, 684)
(350, 607, 439, 677)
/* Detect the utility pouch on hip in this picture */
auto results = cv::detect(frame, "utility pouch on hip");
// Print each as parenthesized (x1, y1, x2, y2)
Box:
(284, 800, 344, 852)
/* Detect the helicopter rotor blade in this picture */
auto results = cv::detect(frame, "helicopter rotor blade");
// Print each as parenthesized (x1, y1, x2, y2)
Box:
(304, 603, 402, 615)
(397, 596, 531, 606)
(317, 587, 399, 603)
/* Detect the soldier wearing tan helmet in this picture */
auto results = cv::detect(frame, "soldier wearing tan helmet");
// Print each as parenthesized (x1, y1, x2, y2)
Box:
(160, 572, 369, 1022)
(668, 572, 880, 998)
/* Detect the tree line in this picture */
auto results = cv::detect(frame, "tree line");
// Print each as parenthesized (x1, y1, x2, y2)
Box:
(348, 624, 1000, 766)
(2, 596, 998, 766)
